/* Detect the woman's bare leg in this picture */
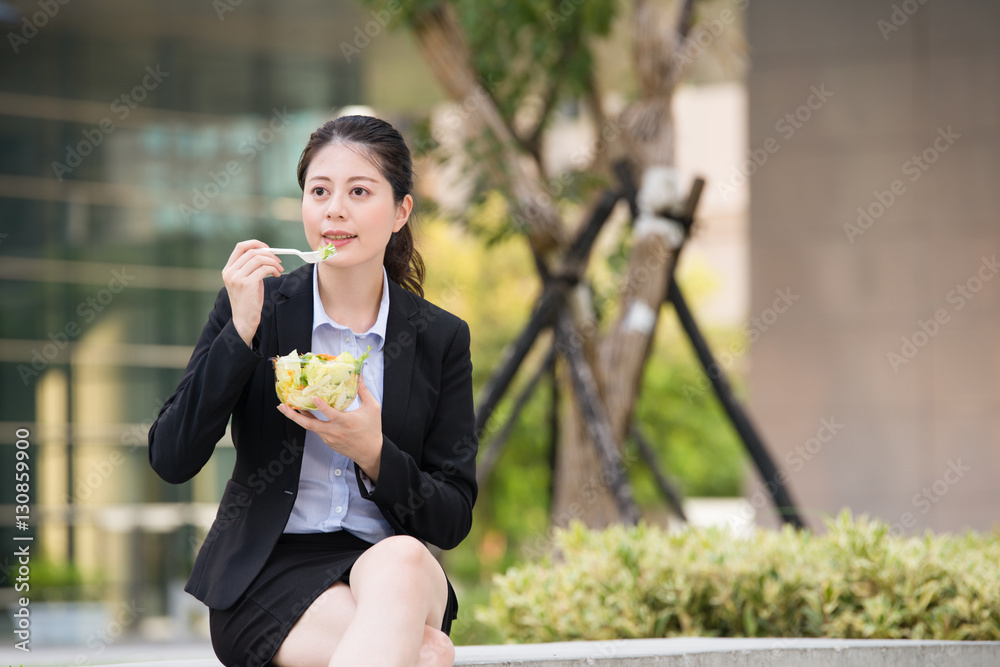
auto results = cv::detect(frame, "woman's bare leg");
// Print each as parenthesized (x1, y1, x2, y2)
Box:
(271, 582, 356, 667)
(330, 535, 452, 666)
(271, 536, 453, 667)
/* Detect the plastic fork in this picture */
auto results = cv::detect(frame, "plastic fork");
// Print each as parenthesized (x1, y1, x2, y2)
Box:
(268, 247, 336, 263)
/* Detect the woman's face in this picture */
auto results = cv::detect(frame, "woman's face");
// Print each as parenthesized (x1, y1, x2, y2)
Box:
(301, 142, 411, 272)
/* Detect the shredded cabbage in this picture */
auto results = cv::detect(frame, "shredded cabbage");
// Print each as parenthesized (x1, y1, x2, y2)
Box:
(272, 347, 370, 410)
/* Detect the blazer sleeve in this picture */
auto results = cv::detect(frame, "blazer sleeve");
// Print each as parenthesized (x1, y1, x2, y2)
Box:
(360, 319, 478, 550)
(148, 287, 262, 484)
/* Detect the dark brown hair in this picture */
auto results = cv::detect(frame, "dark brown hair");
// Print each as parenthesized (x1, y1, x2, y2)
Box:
(296, 115, 425, 296)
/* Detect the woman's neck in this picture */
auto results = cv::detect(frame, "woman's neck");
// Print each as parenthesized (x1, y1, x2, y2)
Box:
(315, 262, 384, 333)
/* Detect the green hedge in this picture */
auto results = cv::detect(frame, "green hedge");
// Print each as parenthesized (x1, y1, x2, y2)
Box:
(476, 512, 1000, 642)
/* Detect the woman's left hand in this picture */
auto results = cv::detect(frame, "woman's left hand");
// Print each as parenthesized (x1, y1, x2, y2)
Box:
(277, 375, 383, 482)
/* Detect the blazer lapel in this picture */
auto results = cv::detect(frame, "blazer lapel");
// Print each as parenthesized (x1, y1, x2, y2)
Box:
(273, 265, 314, 448)
(273, 264, 314, 356)
(381, 280, 416, 448)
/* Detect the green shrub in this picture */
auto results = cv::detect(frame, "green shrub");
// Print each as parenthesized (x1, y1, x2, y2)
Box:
(476, 511, 1000, 642)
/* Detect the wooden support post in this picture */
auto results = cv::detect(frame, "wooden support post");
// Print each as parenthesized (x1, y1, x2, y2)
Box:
(557, 313, 641, 526)
(476, 347, 557, 488)
(629, 422, 688, 522)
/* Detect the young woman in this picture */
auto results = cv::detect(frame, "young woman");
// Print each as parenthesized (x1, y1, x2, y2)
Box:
(149, 115, 478, 667)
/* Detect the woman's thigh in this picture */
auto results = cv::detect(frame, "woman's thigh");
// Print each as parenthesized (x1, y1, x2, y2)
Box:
(348, 535, 450, 629)
(271, 581, 356, 667)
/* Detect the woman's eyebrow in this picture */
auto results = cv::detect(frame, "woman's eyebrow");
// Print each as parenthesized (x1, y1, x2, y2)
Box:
(306, 174, 379, 184)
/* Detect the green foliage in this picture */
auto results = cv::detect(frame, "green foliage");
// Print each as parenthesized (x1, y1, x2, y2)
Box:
(366, 0, 617, 124)
(16, 559, 103, 602)
(453, 0, 617, 121)
(477, 511, 1000, 642)
(632, 332, 747, 499)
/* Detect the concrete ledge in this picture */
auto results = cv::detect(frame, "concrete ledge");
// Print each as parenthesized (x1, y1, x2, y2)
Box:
(456, 638, 1000, 666)
(60, 638, 1000, 667)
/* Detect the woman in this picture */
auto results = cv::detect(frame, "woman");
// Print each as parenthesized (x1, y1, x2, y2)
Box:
(148, 115, 478, 667)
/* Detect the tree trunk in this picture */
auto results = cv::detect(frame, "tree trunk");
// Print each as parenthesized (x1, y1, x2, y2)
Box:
(551, 364, 621, 529)
(409, 0, 698, 530)
(551, 286, 622, 528)
(551, 0, 691, 527)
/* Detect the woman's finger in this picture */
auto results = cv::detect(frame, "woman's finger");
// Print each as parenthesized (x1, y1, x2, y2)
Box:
(224, 239, 269, 270)
(356, 374, 380, 408)
(227, 248, 282, 278)
(243, 261, 284, 285)
(310, 397, 339, 420)
(226, 258, 283, 291)
(277, 403, 320, 430)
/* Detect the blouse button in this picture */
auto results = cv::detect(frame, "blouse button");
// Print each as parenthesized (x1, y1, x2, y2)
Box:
(334, 468, 343, 477)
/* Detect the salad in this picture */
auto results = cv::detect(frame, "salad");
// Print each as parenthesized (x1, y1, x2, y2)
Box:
(272, 348, 370, 410)
(320, 244, 337, 260)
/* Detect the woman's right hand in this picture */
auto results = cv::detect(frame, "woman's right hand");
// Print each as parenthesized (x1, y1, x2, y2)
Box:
(222, 240, 284, 347)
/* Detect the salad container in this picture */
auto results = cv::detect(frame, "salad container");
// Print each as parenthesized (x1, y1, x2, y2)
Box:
(272, 348, 370, 410)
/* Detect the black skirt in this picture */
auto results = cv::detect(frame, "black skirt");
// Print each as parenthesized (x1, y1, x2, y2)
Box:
(208, 531, 459, 667)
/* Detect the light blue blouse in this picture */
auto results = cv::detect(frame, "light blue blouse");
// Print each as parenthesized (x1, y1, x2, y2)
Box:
(281, 266, 395, 543)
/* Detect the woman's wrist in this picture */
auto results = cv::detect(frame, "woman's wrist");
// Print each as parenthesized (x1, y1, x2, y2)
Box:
(234, 318, 258, 347)
(359, 435, 382, 483)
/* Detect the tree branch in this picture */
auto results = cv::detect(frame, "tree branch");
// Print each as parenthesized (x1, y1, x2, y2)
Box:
(524, 33, 580, 163)
(581, 65, 612, 175)
(411, 3, 566, 255)
(676, 0, 696, 39)
(474, 186, 621, 435)
(630, 421, 688, 522)
(476, 346, 557, 489)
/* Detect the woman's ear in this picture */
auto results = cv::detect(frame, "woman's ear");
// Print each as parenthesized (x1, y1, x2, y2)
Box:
(394, 194, 413, 232)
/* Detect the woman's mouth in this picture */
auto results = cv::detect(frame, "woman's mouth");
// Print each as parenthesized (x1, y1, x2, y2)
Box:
(323, 233, 357, 248)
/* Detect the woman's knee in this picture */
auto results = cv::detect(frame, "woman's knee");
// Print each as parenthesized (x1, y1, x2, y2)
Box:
(376, 535, 434, 566)
(419, 625, 455, 667)
(356, 535, 441, 581)
(350, 536, 449, 624)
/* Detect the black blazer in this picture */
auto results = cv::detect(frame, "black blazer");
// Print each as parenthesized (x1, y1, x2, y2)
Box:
(148, 265, 478, 610)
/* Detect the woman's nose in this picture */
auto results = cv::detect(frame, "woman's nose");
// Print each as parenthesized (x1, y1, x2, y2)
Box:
(325, 192, 347, 219)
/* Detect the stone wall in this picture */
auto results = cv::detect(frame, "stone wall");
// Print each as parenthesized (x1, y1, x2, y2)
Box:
(745, 1, 1000, 532)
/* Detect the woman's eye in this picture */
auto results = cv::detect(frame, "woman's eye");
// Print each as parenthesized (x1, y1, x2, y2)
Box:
(312, 187, 328, 196)
(351, 187, 368, 196)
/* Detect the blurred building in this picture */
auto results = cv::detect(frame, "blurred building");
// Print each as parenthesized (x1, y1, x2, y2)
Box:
(746, 1, 1000, 533)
